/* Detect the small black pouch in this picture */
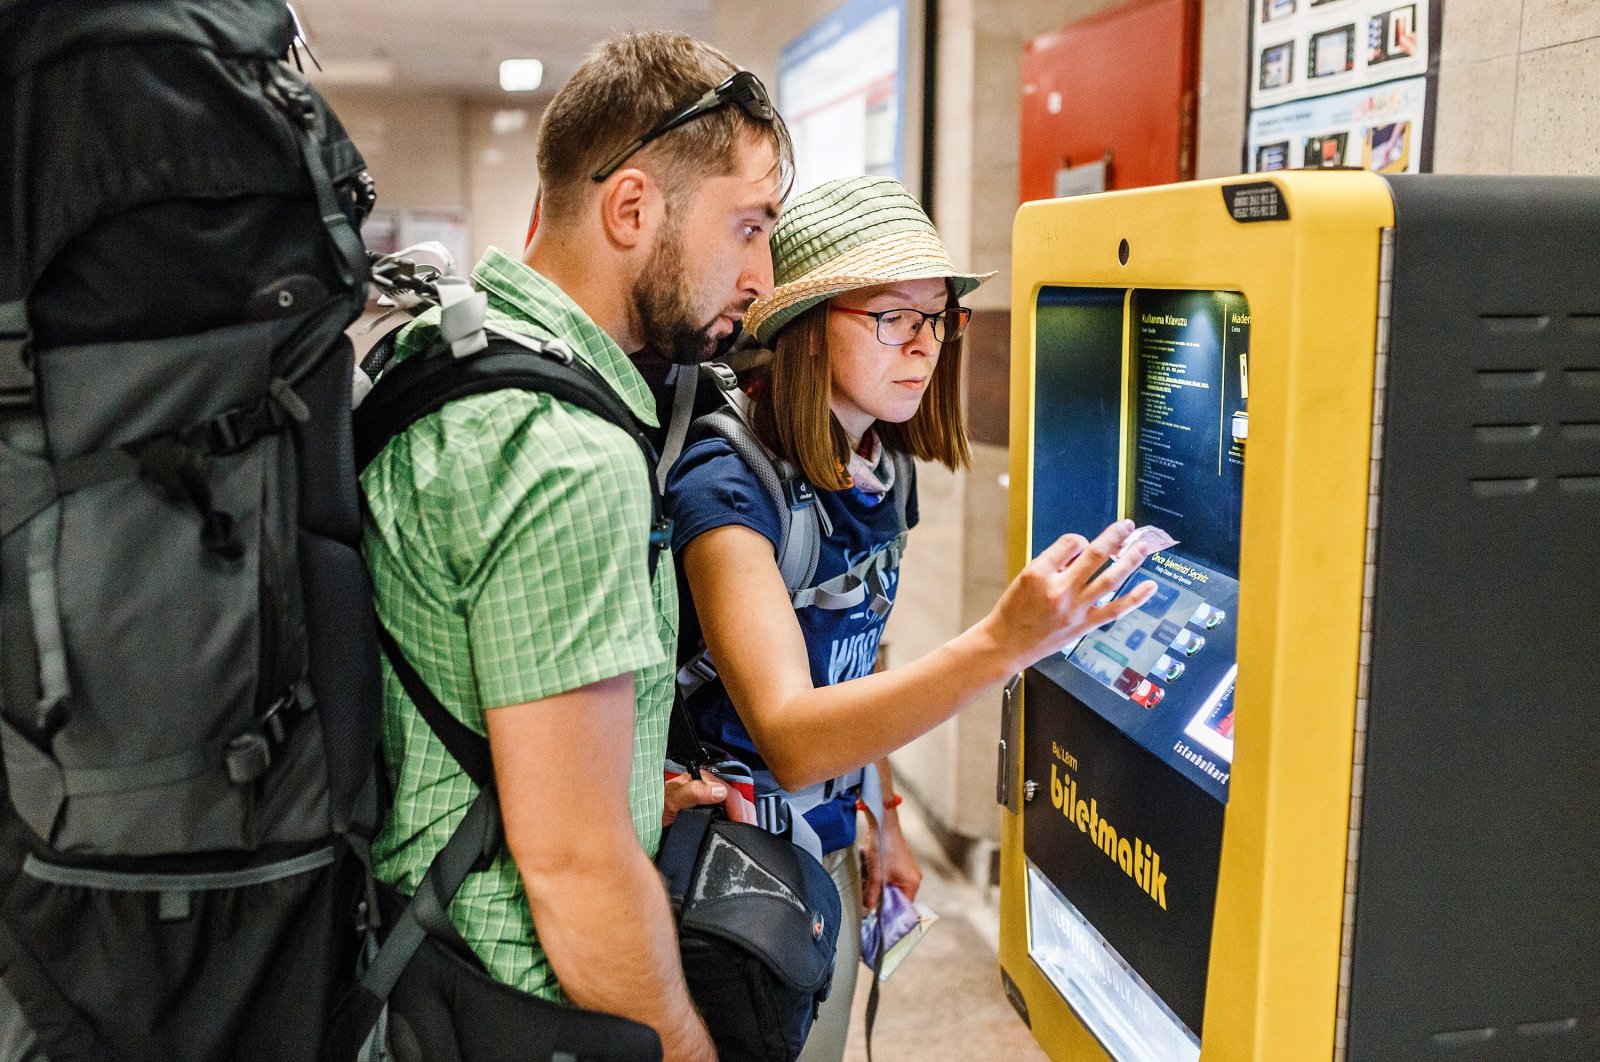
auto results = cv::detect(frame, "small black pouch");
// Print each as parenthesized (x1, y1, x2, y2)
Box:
(656, 808, 841, 1062)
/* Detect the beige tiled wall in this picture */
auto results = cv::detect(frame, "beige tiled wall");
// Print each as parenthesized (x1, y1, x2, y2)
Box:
(463, 100, 544, 256)
(318, 89, 545, 265)
(1503, 31, 1600, 174)
(322, 89, 469, 212)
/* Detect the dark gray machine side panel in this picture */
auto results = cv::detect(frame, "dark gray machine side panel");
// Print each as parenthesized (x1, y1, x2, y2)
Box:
(1348, 176, 1600, 1060)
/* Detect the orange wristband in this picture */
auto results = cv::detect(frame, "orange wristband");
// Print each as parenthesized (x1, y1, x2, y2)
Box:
(856, 794, 904, 813)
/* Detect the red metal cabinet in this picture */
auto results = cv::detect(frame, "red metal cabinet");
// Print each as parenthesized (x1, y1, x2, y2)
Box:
(1020, 0, 1200, 203)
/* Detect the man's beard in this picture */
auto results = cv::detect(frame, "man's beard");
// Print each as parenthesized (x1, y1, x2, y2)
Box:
(631, 224, 741, 365)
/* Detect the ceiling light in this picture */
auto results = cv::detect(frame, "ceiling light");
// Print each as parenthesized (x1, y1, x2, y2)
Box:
(491, 109, 528, 135)
(499, 59, 544, 93)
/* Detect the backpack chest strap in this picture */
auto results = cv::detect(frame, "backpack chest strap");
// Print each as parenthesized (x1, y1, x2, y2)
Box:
(674, 529, 907, 703)
(788, 531, 908, 616)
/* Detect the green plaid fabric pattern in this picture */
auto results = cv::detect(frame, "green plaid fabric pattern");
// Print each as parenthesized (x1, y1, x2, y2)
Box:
(361, 247, 676, 1000)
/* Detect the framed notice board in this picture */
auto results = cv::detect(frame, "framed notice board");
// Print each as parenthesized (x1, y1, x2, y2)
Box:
(1244, 0, 1443, 175)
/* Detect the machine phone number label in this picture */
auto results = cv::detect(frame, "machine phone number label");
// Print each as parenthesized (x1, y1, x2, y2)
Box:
(1222, 182, 1290, 223)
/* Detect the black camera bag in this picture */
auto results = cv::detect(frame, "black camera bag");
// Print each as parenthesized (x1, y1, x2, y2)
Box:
(656, 808, 841, 1062)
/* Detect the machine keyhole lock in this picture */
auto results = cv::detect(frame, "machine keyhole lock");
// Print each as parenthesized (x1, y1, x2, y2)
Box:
(1023, 780, 1039, 804)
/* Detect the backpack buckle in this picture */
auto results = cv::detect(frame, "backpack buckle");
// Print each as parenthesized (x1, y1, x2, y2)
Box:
(649, 517, 674, 551)
(205, 380, 311, 453)
(681, 655, 719, 686)
(0, 304, 35, 410)
(260, 692, 297, 746)
(224, 732, 272, 785)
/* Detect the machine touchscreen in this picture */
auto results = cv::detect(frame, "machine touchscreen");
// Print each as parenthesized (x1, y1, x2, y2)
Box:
(1033, 289, 1248, 801)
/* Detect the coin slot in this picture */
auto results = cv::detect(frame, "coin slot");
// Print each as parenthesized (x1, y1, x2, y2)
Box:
(1559, 422, 1600, 442)
(1557, 475, 1600, 494)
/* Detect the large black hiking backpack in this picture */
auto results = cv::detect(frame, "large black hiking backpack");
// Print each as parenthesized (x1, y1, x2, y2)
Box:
(0, 2, 380, 1058)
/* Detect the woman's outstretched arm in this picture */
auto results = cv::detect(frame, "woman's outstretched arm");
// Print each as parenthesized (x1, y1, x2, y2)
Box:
(682, 519, 1157, 790)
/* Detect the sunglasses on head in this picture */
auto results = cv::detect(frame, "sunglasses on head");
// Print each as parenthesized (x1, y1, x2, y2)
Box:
(591, 70, 775, 183)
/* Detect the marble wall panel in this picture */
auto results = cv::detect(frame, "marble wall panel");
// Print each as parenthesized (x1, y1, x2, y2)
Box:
(1512, 35, 1600, 174)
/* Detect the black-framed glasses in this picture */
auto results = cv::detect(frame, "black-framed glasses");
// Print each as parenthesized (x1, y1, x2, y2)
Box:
(831, 305, 972, 346)
(591, 70, 775, 182)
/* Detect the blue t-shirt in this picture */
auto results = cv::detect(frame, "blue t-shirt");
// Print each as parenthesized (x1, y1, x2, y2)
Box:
(665, 436, 918, 853)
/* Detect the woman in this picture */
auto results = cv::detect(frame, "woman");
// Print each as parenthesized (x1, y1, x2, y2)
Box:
(664, 176, 1155, 1061)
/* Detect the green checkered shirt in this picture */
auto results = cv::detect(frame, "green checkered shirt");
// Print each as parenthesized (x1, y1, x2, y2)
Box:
(361, 247, 676, 999)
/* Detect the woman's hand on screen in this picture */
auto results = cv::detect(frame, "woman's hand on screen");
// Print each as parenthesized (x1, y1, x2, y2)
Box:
(982, 519, 1158, 672)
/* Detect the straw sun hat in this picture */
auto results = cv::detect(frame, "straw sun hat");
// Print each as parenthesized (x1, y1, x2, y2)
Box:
(743, 175, 995, 347)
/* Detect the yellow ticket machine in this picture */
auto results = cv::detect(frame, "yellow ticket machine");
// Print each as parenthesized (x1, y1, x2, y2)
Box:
(997, 172, 1600, 1062)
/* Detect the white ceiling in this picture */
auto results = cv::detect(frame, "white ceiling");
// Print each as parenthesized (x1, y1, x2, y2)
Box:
(291, 0, 716, 97)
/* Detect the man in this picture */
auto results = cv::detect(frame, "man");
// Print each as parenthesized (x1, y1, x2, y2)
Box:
(361, 32, 790, 1062)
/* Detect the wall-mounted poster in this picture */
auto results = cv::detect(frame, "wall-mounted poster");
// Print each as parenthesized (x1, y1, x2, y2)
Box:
(1258, 41, 1294, 90)
(1245, 0, 1441, 174)
(778, 0, 908, 196)
(1308, 25, 1355, 80)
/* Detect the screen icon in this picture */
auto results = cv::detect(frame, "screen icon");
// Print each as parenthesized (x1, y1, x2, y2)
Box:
(1131, 680, 1165, 709)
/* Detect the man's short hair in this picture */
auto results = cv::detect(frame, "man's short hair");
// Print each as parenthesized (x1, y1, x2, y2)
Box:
(536, 32, 793, 224)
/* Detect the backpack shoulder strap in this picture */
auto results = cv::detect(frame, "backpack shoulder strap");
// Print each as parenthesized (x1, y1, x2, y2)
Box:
(375, 624, 492, 790)
(354, 333, 671, 577)
(654, 361, 739, 491)
(692, 403, 824, 598)
(674, 400, 827, 704)
(355, 335, 634, 472)
(888, 448, 914, 536)
(654, 363, 701, 492)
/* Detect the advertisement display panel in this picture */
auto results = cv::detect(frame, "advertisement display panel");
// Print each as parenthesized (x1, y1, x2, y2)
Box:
(1245, 0, 1441, 174)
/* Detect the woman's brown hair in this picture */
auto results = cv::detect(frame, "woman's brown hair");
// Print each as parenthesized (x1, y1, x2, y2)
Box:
(748, 285, 971, 491)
